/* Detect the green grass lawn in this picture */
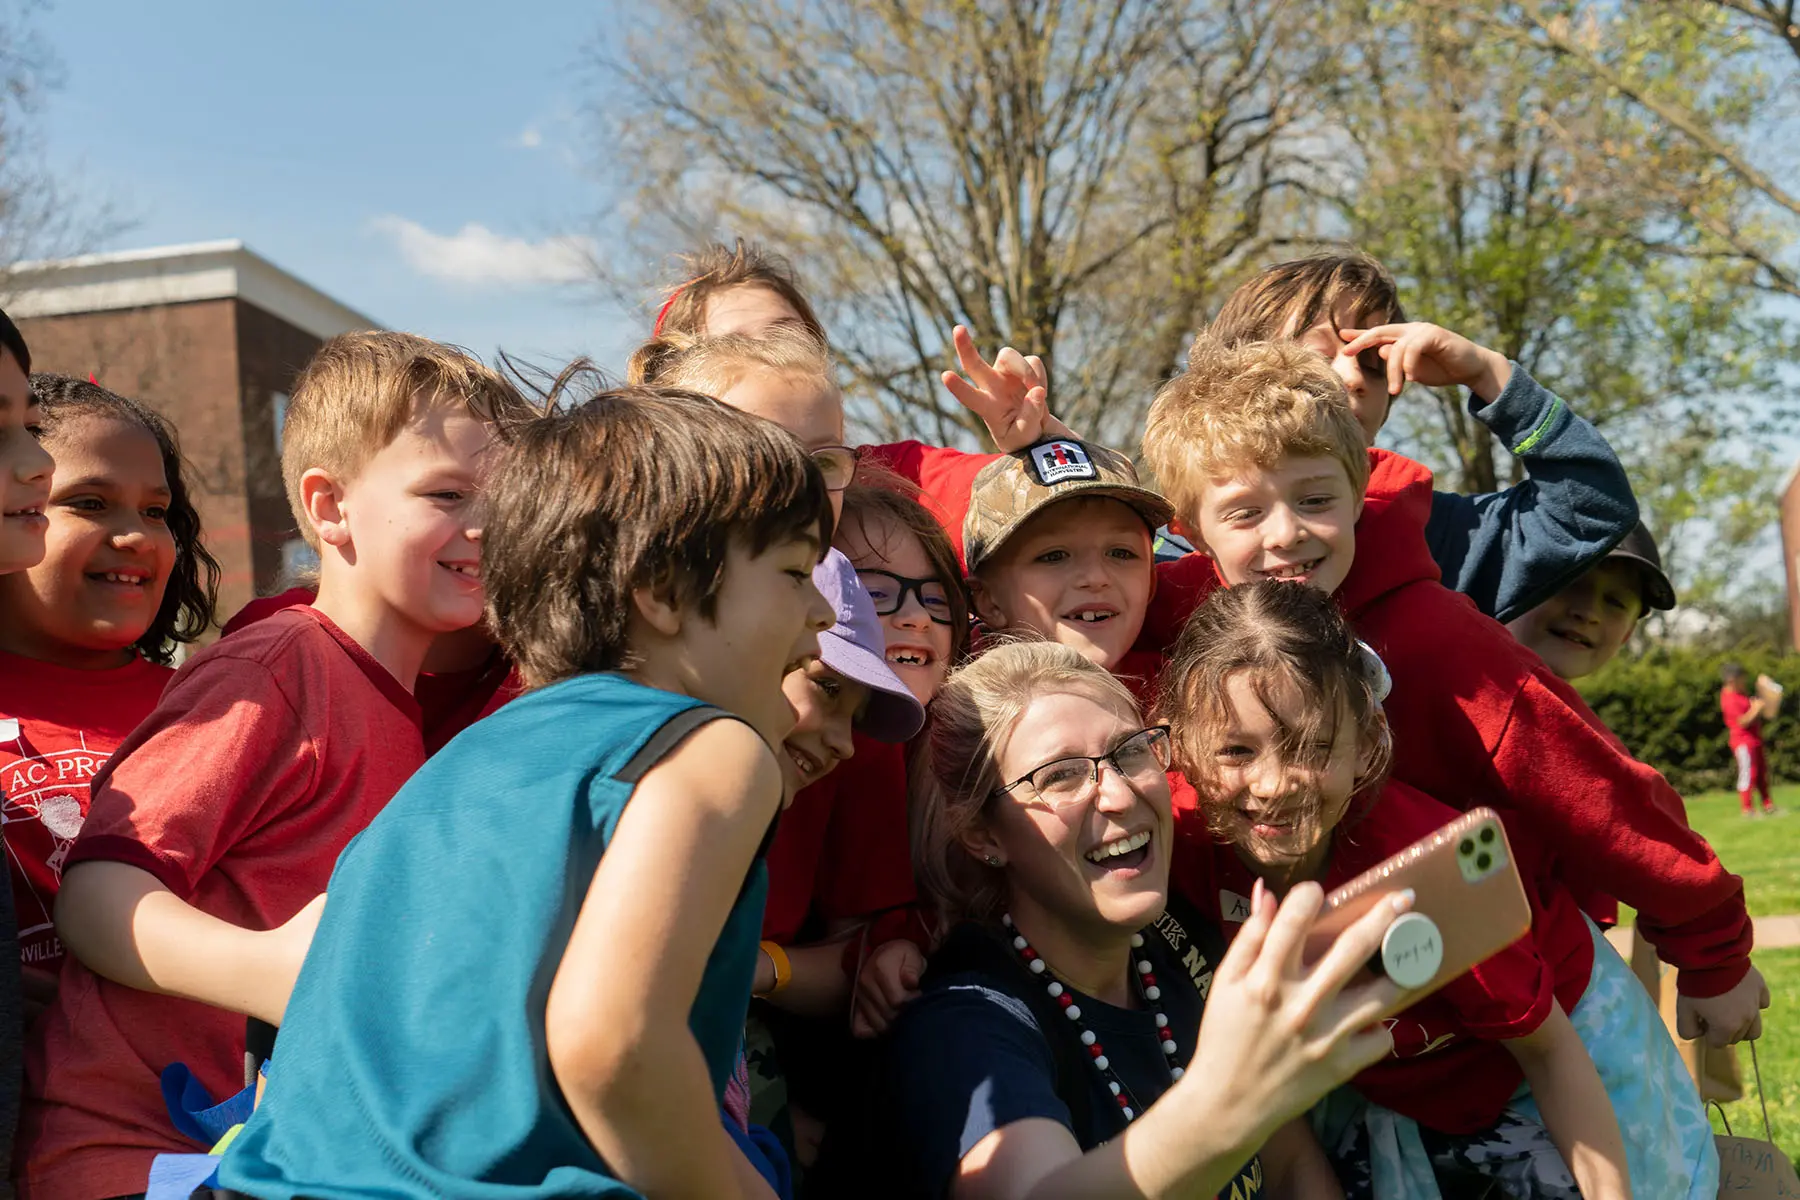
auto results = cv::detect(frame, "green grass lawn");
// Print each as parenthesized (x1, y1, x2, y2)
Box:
(1708, 947, 1800, 1149)
(1686, 784, 1800, 917)
(1647, 784, 1800, 1146)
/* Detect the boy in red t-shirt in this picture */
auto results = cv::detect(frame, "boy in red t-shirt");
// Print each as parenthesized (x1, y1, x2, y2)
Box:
(14, 332, 535, 1200)
(1137, 335, 1767, 1053)
(1721, 663, 1777, 817)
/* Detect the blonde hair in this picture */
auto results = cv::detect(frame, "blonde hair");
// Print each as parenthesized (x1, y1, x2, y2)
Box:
(281, 332, 533, 549)
(624, 324, 836, 404)
(1141, 335, 1369, 526)
(913, 640, 1141, 930)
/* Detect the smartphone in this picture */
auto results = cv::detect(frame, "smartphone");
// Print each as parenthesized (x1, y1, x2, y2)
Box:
(1303, 807, 1532, 1017)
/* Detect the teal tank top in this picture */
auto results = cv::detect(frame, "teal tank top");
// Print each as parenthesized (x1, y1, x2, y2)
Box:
(219, 673, 767, 1198)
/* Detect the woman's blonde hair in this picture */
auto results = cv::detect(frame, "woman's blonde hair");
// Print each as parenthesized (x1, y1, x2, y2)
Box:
(913, 640, 1141, 930)
(624, 324, 836, 405)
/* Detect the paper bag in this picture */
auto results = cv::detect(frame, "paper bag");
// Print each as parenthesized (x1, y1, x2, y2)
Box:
(1660, 963, 1746, 1102)
(1758, 674, 1785, 719)
(1711, 1043, 1794, 1198)
(1715, 1134, 1800, 1197)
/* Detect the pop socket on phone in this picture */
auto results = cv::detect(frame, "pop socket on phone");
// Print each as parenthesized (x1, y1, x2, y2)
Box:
(1379, 912, 1443, 989)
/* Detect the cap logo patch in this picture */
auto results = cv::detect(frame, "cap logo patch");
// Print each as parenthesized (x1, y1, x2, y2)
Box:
(1029, 439, 1098, 486)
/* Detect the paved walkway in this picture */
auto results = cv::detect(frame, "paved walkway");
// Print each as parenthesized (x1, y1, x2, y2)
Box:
(1758, 914, 1800, 949)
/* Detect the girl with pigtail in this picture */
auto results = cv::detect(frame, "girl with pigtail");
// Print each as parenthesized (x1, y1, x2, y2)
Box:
(1159, 580, 1714, 1199)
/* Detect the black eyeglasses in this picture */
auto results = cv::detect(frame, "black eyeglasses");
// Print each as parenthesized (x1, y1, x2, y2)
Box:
(993, 726, 1173, 811)
(855, 570, 955, 624)
(812, 445, 858, 492)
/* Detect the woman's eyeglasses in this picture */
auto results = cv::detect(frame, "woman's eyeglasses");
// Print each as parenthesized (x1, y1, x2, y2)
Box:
(992, 726, 1173, 811)
(855, 570, 955, 625)
(812, 445, 858, 492)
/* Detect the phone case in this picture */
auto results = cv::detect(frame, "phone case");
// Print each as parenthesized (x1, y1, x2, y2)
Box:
(1303, 807, 1532, 1017)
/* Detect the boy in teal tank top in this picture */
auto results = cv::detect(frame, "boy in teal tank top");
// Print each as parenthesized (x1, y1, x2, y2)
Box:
(218, 385, 839, 1198)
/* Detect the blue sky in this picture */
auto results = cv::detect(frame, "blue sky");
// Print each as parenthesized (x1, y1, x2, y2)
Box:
(33, 0, 641, 372)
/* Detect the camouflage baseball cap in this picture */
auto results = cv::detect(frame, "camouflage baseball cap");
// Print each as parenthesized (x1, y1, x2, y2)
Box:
(962, 438, 1174, 574)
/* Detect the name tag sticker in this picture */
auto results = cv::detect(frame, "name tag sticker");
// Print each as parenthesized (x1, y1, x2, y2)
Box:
(1220, 889, 1252, 923)
(0, 719, 18, 743)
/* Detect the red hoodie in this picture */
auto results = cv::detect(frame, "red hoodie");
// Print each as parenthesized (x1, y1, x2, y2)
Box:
(1141, 450, 1751, 999)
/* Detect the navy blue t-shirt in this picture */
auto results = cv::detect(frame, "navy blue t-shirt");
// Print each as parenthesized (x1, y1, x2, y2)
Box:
(884, 906, 1264, 1198)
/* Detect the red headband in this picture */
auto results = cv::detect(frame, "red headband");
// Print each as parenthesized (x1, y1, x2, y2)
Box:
(653, 281, 691, 337)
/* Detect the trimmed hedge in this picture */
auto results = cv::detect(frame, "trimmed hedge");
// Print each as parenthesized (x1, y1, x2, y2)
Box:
(1576, 646, 1794, 796)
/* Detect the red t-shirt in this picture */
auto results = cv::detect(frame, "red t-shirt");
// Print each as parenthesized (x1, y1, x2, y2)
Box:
(764, 736, 926, 953)
(1722, 688, 1762, 750)
(222, 587, 520, 753)
(0, 650, 172, 972)
(14, 606, 425, 1200)
(1170, 780, 1586, 1133)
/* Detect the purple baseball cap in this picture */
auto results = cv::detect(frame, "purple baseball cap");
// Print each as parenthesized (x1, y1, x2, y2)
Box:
(812, 549, 926, 743)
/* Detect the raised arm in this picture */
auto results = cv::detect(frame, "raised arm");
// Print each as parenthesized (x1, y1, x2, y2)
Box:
(952, 883, 1410, 1200)
(1340, 325, 1637, 624)
(940, 326, 1076, 452)
(545, 716, 782, 1199)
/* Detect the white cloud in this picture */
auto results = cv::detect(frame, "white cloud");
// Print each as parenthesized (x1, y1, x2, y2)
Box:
(513, 126, 543, 149)
(371, 217, 595, 287)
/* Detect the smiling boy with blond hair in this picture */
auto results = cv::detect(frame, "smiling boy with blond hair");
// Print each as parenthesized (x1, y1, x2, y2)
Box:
(1139, 334, 1766, 1053)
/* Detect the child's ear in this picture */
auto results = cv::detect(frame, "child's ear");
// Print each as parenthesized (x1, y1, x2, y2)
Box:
(956, 818, 1006, 869)
(968, 575, 1009, 630)
(629, 585, 685, 638)
(299, 468, 351, 549)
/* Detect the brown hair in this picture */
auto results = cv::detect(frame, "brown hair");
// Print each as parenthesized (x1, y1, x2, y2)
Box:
(652, 239, 826, 343)
(1210, 252, 1406, 347)
(624, 325, 837, 412)
(280, 332, 535, 549)
(29, 374, 221, 660)
(913, 640, 1141, 929)
(480, 378, 833, 688)
(1142, 335, 1369, 526)
(1155, 581, 1391, 856)
(836, 471, 972, 665)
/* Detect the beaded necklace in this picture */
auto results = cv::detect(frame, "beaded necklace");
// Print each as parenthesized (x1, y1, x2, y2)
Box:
(1001, 913, 1181, 1122)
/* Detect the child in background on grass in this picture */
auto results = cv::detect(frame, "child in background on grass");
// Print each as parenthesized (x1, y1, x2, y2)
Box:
(15, 332, 534, 1200)
(0, 376, 220, 1015)
(219, 385, 838, 1199)
(1721, 663, 1778, 818)
(1506, 522, 1674, 683)
(1165, 582, 1716, 1199)
(0, 307, 53, 1200)
(1136, 335, 1766, 1056)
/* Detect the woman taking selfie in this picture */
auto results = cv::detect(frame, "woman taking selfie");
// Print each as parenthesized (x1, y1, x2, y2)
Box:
(829, 640, 1414, 1199)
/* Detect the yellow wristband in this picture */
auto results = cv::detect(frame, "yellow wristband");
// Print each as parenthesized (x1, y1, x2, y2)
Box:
(756, 940, 792, 998)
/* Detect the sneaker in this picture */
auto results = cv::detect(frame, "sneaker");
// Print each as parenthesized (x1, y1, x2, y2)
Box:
(1767, 805, 1785, 817)
(1745, 809, 1763, 819)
